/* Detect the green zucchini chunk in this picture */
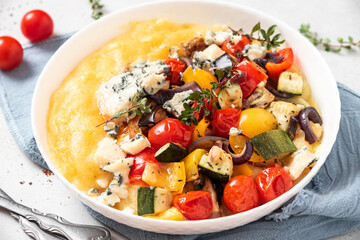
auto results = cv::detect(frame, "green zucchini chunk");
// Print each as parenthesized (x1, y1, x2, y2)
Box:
(250, 129, 297, 160)
(137, 187, 173, 216)
(155, 142, 188, 162)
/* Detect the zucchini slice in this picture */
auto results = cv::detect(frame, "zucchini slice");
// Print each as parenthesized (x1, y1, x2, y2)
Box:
(266, 101, 304, 131)
(250, 129, 297, 160)
(155, 142, 188, 162)
(137, 187, 173, 216)
(198, 146, 233, 183)
(277, 72, 303, 95)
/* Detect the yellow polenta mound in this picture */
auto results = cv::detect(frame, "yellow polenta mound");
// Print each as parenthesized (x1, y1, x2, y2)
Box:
(47, 19, 225, 193)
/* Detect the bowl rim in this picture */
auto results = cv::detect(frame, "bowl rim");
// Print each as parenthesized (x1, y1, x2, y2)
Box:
(31, 0, 341, 234)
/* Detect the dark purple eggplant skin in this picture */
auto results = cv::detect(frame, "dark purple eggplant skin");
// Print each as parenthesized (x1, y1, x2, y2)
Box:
(286, 116, 299, 140)
(219, 71, 247, 88)
(179, 57, 193, 68)
(214, 53, 233, 69)
(150, 81, 202, 105)
(242, 99, 251, 110)
(187, 136, 253, 165)
(138, 105, 161, 127)
(298, 107, 323, 144)
(266, 80, 293, 99)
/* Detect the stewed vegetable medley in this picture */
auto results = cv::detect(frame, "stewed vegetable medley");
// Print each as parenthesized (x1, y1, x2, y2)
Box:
(48, 19, 323, 221)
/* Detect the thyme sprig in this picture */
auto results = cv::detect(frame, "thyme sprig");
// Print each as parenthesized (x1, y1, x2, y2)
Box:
(230, 22, 285, 50)
(90, 0, 104, 20)
(178, 82, 218, 126)
(96, 97, 151, 127)
(299, 24, 360, 52)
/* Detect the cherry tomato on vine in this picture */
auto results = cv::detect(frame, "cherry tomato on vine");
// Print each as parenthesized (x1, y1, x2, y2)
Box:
(221, 36, 251, 57)
(174, 191, 213, 220)
(128, 148, 158, 183)
(212, 108, 241, 138)
(223, 175, 261, 213)
(265, 48, 294, 77)
(21, 10, 54, 42)
(148, 118, 192, 149)
(256, 164, 293, 204)
(0, 36, 23, 70)
(164, 58, 187, 85)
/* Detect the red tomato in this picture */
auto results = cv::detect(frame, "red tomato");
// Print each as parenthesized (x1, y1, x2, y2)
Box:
(174, 191, 213, 220)
(234, 59, 268, 98)
(0, 36, 23, 70)
(223, 175, 261, 213)
(21, 10, 54, 42)
(148, 118, 192, 149)
(128, 148, 158, 183)
(256, 164, 293, 204)
(164, 58, 187, 85)
(191, 98, 215, 121)
(265, 48, 294, 77)
(221, 36, 251, 56)
(212, 108, 241, 138)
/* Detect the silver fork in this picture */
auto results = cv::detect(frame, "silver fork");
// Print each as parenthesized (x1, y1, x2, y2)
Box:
(0, 188, 111, 240)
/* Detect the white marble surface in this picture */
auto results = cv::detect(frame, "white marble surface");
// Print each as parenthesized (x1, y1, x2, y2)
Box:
(0, 0, 359, 239)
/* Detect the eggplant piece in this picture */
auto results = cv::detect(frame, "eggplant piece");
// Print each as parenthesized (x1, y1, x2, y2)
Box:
(242, 99, 251, 110)
(298, 107, 323, 144)
(202, 176, 220, 218)
(266, 80, 293, 99)
(214, 53, 233, 69)
(187, 136, 253, 165)
(286, 116, 299, 140)
(138, 105, 167, 127)
(193, 174, 205, 191)
(181, 37, 207, 58)
(247, 86, 275, 108)
(150, 81, 202, 105)
(179, 57, 193, 68)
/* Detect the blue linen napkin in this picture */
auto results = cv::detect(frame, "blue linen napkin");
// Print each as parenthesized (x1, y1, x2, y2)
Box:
(1, 34, 360, 240)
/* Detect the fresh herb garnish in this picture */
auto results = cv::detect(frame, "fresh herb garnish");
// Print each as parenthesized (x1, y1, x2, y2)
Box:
(178, 82, 218, 126)
(90, 0, 104, 20)
(299, 24, 360, 52)
(230, 22, 285, 50)
(96, 96, 151, 127)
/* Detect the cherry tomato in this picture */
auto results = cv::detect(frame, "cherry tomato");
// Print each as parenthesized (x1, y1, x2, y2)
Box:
(164, 58, 187, 85)
(0, 36, 23, 70)
(21, 10, 54, 42)
(174, 191, 213, 220)
(265, 48, 294, 77)
(256, 164, 293, 204)
(221, 36, 251, 56)
(148, 118, 192, 149)
(128, 148, 158, 183)
(212, 108, 241, 138)
(234, 59, 268, 98)
(223, 175, 261, 213)
(239, 108, 277, 138)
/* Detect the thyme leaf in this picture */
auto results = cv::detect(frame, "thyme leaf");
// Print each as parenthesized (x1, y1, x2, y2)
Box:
(90, 0, 103, 20)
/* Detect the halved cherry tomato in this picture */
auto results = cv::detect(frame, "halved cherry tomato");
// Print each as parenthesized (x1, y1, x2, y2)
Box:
(234, 59, 268, 98)
(212, 108, 241, 138)
(223, 175, 260, 213)
(164, 58, 187, 85)
(0, 36, 23, 70)
(265, 48, 294, 77)
(148, 118, 192, 149)
(174, 191, 213, 220)
(256, 164, 293, 204)
(21, 10, 54, 42)
(128, 148, 158, 183)
(221, 36, 251, 56)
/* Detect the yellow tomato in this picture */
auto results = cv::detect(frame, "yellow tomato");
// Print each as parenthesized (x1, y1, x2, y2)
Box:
(182, 66, 217, 90)
(229, 134, 266, 163)
(239, 108, 277, 138)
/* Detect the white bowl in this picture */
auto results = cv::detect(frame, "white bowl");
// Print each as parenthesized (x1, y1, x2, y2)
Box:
(32, 0, 341, 234)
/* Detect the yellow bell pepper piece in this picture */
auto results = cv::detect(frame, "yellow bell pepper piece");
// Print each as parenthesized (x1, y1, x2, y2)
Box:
(182, 66, 218, 91)
(229, 135, 266, 163)
(183, 149, 207, 182)
(192, 118, 211, 141)
(232, 163, 253, 177)
(145, 207, 185, 221)
(142, 162, 186, 194)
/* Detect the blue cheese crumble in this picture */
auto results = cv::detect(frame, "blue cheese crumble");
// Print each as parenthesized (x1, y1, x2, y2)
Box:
(120, 133, 151, 155)
(242, 43, 266, 61)
(193, 44, 225, 72)
(163, 90, 193, 117)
